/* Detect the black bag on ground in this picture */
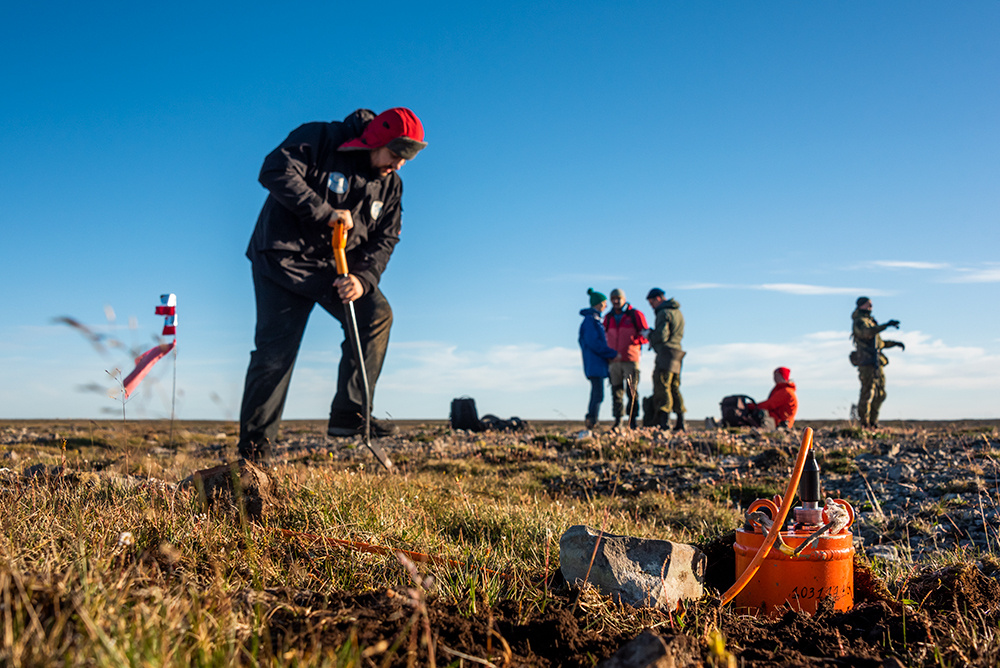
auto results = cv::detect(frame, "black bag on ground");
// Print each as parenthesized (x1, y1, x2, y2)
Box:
(642, 395, 655, 427)
(450, 397, 484, 431)
(480, 414, 529, 432)
(719, 395, 764, 428)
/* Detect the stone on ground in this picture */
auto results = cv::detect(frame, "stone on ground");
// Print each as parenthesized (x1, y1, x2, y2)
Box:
(598, 630, 701, 668)
(181, 459, 275, 521)
(559, 525, 706, 609)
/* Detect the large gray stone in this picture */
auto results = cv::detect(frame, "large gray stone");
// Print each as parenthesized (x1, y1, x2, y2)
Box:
(559, 525, 706, 609)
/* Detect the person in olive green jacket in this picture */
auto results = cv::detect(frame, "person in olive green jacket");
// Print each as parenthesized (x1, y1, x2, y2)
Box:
(851, 296, 905, 428)
(646, 288, 686, 431)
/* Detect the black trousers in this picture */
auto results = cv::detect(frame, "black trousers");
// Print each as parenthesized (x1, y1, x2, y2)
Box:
(238, 265, 392, 459)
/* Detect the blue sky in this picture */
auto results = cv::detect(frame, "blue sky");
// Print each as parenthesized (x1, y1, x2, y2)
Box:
(2, 1, 998, 423)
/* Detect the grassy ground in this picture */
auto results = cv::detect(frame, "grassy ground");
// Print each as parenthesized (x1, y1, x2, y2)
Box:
(2, 419, 999, 666)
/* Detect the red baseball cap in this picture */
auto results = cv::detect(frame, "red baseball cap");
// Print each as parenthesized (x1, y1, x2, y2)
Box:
(339, 107, 427, 159)
(775, 367, 791, 382)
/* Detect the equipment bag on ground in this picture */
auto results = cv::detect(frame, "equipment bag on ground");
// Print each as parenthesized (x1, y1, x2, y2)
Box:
(719, 395, 764, 428)
(450, 397, 484, 431)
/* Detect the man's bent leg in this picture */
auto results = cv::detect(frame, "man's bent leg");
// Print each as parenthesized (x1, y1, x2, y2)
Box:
(239, 269, 314, 460)
(324, 286, 393, 422)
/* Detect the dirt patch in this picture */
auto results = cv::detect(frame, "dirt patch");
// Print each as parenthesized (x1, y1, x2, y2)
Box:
(256, 588, 632, 666)
(718, 561, 1000, 667)
(905, 563, 1000, 613)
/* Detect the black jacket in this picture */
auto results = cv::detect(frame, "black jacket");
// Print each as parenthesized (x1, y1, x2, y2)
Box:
(247, 109, 403, 295)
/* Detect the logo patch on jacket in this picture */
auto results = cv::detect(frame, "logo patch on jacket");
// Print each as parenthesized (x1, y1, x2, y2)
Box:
(328, 172, 348, 195)
(370, 201, 383, 219)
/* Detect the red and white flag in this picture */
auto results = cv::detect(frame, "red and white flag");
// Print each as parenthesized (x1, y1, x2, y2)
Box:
(122, 294, 177, 397)
(123, 341, 175, 397)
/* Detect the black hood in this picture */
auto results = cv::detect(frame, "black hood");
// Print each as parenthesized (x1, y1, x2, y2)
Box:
(340, 109, 376, 141)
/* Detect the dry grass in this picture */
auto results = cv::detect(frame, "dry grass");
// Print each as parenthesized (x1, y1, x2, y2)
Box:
(1, 420, 729, 666)
(2, 419, 1000, 666)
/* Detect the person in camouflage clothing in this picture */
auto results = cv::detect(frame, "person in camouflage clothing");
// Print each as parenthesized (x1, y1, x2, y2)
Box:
(851, 296, 905, 428)
(646, 288, 686, 431)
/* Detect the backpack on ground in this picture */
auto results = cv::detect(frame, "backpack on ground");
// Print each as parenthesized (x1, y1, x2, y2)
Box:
(642, 395, 655, 427)
(480, 414, 529, 432)
(450, 397, 484, 432)
(719, 395, 764, 428)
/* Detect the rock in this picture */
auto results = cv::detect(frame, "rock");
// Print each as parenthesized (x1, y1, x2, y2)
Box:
(559, 525, 706, 609)
(181, 460, 275, 522)
(752, 448, 789, 470)
(867, 545, 901, 562)
(24, 464, 64, 479)
(598, 630, 700, 668)
(886, 463, 915, 481)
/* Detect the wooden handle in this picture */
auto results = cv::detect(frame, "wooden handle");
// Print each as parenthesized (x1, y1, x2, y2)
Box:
(332, 219, 349, 275)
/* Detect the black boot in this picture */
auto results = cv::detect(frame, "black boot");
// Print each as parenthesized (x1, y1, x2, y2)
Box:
(657, 411, 672, 430)
(673, 413, 686, 432)
(238, 438, 272, 465)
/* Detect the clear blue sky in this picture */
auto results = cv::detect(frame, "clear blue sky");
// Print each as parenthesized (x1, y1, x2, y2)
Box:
(2, 1, 998, 422)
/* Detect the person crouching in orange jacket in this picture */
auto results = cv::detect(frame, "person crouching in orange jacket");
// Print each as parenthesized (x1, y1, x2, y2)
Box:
(750, 367, 798, 428)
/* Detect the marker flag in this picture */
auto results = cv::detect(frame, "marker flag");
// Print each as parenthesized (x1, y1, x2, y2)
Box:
(123, 341, 176, 397)
(122, 294, 177, 398)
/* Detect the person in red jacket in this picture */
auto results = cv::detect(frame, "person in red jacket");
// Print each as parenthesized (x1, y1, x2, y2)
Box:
(750, 367, 798, 428)
(603, 289, 648, 429)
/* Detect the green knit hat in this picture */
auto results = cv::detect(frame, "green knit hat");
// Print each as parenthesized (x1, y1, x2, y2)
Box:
(588, 288, 607, 307)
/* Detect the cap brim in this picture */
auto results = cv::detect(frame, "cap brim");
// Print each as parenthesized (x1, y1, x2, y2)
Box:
(338, 138, 371, 151)
(387, 137, 427, 160)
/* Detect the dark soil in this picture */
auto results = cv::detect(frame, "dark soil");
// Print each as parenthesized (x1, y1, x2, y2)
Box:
(258, 588, 631, 666)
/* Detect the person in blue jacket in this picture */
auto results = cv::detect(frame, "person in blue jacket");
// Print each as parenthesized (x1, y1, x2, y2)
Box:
(579, 288, 619, 429)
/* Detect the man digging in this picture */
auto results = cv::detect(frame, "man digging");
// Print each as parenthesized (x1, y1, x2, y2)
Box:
(237, 107, 427, 462)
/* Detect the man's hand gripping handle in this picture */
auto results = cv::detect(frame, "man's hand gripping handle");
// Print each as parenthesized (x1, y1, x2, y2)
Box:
(332, 219, 349, 276)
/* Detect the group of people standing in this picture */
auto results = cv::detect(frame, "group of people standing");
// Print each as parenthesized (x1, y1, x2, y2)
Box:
(578, 287, 686, 431)
(579, 290, 906, 431)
